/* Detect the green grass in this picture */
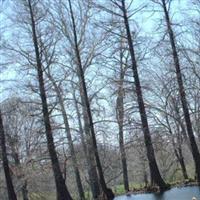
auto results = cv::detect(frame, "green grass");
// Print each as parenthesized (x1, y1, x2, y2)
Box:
(113, 182, 146, 195)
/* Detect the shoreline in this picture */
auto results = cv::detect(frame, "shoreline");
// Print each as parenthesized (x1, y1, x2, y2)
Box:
(118, 181, 200, 196)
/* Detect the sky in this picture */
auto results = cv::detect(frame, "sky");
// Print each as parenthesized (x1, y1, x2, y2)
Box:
(0, 0, 196, 101)
(0, 0, 199, 147)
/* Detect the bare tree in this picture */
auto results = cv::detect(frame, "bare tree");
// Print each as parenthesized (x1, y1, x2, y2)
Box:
(115, 38, 129, 192)
(0, 109, 17, 200)
(67, 0, 114, 199)
(119, 0, 168, 190)
(154, 0, 200, 183)
(7, 0, 74, 199)
(71, 81, 101, 200)
(46, 70, 85, 200)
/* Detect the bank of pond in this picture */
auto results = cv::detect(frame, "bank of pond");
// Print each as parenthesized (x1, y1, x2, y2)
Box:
(115, 186, 200, 200)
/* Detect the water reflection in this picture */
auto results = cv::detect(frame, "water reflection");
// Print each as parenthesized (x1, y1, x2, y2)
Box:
(115, 186, 200, 200)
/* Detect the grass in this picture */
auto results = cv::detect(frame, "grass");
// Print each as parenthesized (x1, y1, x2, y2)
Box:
(113, 182, 146, 195)
(20, 173, 197, 199)
(28, 192, 56, 200)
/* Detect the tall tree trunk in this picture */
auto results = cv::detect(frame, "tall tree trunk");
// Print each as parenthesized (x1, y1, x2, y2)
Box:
(72, 86, 101, 200)
(67, 0, 115, 199)
(161, 0, 200, 183)
(118, 125, 129, 192)
(81, 107, 101, 199)
(0, 110, 17, 200)
(121, 0, 168, 190)
(27, 1, 73, 199)
(47, 76, 85, 200)
(144, 170, 148, 188)
(58, 97, 85, 200)
(116, 43, 129, 192)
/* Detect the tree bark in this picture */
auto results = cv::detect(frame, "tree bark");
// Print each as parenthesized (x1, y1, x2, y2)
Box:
(161, 0, 200, 183)
(0, 110, 18, 200)
(67, 0, 114, 199)
(27, 0, 73, 199)
(121, 0, 168, 190)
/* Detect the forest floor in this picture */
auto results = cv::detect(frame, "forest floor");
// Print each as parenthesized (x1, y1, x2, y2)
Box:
(20, 180, 199, 200)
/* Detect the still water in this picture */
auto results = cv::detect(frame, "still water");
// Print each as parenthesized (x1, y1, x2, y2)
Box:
(115, 186, 200, 200)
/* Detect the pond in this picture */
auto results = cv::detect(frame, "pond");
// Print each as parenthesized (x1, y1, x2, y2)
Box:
(115, 186, 200, 200)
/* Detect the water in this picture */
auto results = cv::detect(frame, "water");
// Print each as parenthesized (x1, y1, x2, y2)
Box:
(115, 186, 200, 200)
